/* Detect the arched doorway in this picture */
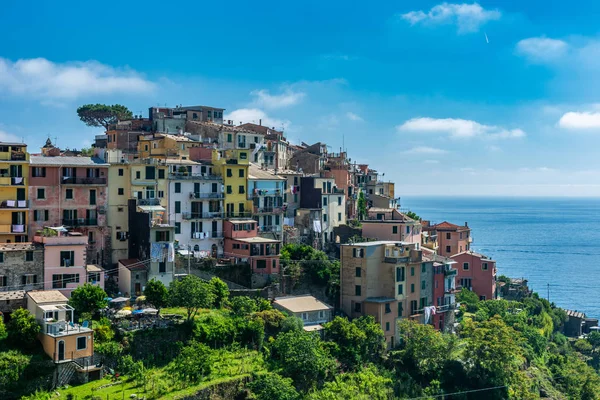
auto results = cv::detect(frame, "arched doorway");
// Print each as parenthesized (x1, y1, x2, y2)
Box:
(211, 244, 217, 258)
(58, 340, 65, 361)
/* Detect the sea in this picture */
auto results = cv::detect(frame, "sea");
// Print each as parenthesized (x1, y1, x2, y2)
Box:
(401, 196, 600, 319)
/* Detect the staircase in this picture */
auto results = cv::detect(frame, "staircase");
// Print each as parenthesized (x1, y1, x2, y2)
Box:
(53, 361, 79, 388)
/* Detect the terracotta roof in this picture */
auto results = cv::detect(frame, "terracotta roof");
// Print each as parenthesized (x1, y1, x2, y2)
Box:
(452, 251, 494, 261)
(566, 309, 586, 319)
(274, 295, 332, 313)
(0, 290, 25, 301)
(119, 259, 140, 266)
(0, 242, 39, 251)
(433, 221, 469, 231)
(237, 123, 283, 136)
(236, 237, 280, 244)
(27, 290, 68, 304)
(248, 164, 285, 180)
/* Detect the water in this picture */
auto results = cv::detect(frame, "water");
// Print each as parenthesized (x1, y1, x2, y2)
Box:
(401, 196, 600, 319)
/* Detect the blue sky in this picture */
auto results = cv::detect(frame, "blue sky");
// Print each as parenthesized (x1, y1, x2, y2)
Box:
(2, 1, 600, 196)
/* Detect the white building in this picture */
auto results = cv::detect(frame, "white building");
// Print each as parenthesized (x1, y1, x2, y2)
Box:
(248, 164, 285, 240)
(167, 160, 224, 257)
(315, 177, 346, 245)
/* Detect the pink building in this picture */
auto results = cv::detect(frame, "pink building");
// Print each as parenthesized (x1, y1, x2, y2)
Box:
(223, 219, 280, 274)
(34, 229, 104, 297)
(29, 150, 110, 267)
(423, 221, 471, 256)
(451, 251, 496, 301)
(361, 208, 421, 244)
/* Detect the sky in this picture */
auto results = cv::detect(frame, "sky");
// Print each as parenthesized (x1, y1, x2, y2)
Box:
(2, 0, 600, 196)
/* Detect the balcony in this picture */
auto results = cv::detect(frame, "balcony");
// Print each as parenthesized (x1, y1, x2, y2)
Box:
(168, 173, 220, 180)
(138, 198, 160, 206)
(0, 176, 26, 186)
(0, 200, 29, 209)
(191, 192, 224, 199)
(384, 256, 410, 264)
(191, 231, 223, 239)
(0, 151, 28, 162)
(225, 212, 253, 219)
(436, 303, 458, 313)
(445, 287, 460, 294)
(254, 207, 284, 215)
(259, 225, 282, 233)
(444, 268, 458, 277)
(62, 177, 107, 185)
(0, 224, 26, 234)
(182, 211, 223, 220)
(62, 219, 98, 227)
(332, 187, 345, 194)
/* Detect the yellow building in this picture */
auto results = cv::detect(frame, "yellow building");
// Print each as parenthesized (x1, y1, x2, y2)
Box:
(0, 142, 29, 242)
(212, 149, 252, 218)
(137, 133, 198, 160)
(107, 162, 131, 265)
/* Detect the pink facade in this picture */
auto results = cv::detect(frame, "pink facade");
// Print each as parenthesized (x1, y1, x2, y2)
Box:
(34, 232, 105, 298)
(424, 221, 471, 257)
(29, 156, 109, 267)
(361, 209, 421, 244)
(223, 220, 281, 274)
(451, 251, 496, 301)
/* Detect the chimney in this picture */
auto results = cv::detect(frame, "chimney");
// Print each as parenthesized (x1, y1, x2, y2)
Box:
(465, 222, 468, 227)
(259, 119, 262, 126)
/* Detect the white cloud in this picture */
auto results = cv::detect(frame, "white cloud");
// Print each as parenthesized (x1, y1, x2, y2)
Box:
(250, 89, 305, 109)
(403, 146, 449, 155)
(226, 108, 291, 131)
(397, 117, 525, 139)
(558, 111, 600, 130)
(423, 159, 440, 164)
(0, 129, 22, 143)
(516, 37, 569, 63)
(400, 2, 501, 33)
(346, 112, 364, 122)
(0, 57, 154, 100)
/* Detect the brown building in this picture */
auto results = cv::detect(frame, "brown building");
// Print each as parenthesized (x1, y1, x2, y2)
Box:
(340, 241, 426, 348)
(422, 221, 471, 256)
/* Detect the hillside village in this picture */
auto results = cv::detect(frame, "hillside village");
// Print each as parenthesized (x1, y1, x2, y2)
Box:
(0, 104, 599, 399)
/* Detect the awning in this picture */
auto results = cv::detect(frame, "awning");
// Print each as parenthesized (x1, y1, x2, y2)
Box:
(48, 225, 68, 232)
(110, 297, 129, 303)
(138, 205, 166, 212)
(302, 324, 324, 332)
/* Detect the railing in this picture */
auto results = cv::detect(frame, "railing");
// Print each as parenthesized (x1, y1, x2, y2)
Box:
(182, 212, 224, 220)
(332, 187, 345, 194)
(445, 287, 460, 294)
(0, 200, 29, 208)
(190, 231, 223, 239)
(248, 193, 283, 199)
(11, 224, 26, 233)
(138, 198, 160, 206)
(384, 256, 410, 264)
(254, 207, 284, 214)
(444, 268, 458, 276)
(1, 177, 26, 185)
(168, 173, 220, 180)
(191, 192, 224, 199)
(259, 225, 282, 233)
(62, 177, 107, 185)
(0, 224, 11, 234)
(225, 212, 253, 218)
(62, 219, 98, 226)
(436, 303, 458, 313)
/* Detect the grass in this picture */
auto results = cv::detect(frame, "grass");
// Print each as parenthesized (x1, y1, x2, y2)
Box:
(51, 348, 265, 400)
(160, 307, 218, 320)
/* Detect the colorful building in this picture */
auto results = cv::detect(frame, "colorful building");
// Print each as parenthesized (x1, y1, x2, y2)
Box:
(423, 248, 458, 331)
(451, 251, 497, 301)
(211, 149, 253, 218)
(0, 242, 44, 292)
(28, 153, 109, 266)
(248, 164, 285, 240)
(0, 142, 29, 243)
(361, 208, 421, 244)
(223, 219, 280, 274)
(273, 295, 333, 332)
(422, 221, 471, 256)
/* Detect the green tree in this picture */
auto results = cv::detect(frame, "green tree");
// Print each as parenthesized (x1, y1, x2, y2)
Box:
(0, 318, 7, 342)
(457, 287, 480, 312)
(209, 277, 229, 308)
(68, 283, 108, 318)
(194, 312, 237, 348)
(230, 296, 258, 316)
(306, 366, 393, 400)
(254, 309, 286, 336)
(356, 190, 367, 221)
(79, 147, 94, 156)
(143, 279, 168, 313)
(406, 211, 420, 221)
(281, 316, 304, 333)
(76, 104, 133, 131)
(7, 308, 40, 347)
(0, 350, 30, 395)
(324, 316, 385, 370)
(248, 373, 300, 400)
(167, 341, 213, 384)
(271, 330, 337, 390)
(169, 275, 215, 322)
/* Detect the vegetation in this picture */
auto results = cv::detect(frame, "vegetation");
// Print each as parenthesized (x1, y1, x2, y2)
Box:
(76, 104, 133, 131)
(405, 210, 420, 220)
(143, 279, 168, 313)
(356, 190, 367, 220)
(168, 275, 215, 322)
(69, 283, 108, 318)
(7, 309, 39, 347)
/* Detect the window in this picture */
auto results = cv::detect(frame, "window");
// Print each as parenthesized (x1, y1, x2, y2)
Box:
(0, 276, 6, 287)
(385, 303, 391, 313)
(175, 222, 181, 234)
(89, 189, 96, 205)
(463, 262, 469, 270)
(155, 231, 170, 242)
(25, 251, 33, 262)
(226, 185, 232, 194)
(338, 212, 342, 221)
(397, 284, 403, 295)
(355, 285, 361, 296)
(318, 310, 324, 319)
(396, 267, 405, 282)
(175, 201, 181, 213)
(159, 261, 166, 273)
(37, 188, 45, 199)
(323, 197, 327, 206)
(446, 232, 451, 240)
(136, 171, 141, 179)
(158, 169, 165, 179)
(32, 167, 46, 177)
(175, 182, 181, 193)
(60, 251, 75, 267)
(239, 185, 245, 194)
(421, 280, 426, 290)
(34, 210, 49, 221)
(118, 168, 124, 176)
(398, 302, 403, 317)
(76, 337, 87, 350)
(0, 253, 4, 263)
(158, 190, 164, 198)
(338, 196, 342, 206)
(239, 152, 247, 160)
(227, 133, 232, 143)
(239, 169, 244, 178)
(392, 226, 398, 234)
(272, 259, 277, 269)
(301, 312, 308, 321)
(226, 169, 232, 177)
(52, 274, 79, 288)
(482, 262, 488, 270)
(385, 322, 390, 331)
(323, 214, 327, 222)
(445, 246, 451, 253)
(22, 274, 37, 285)
(352, 248, 364, 258)
(355, 267, 361, 277)
(354, 302, 361, 313)
(410, 267, 415, 276)
(411, 283, 415, 293)
(65, 189, 73, 199)
(422, 264, 426, 273)
(479, 295, 486, 301)
(118, 188, 124, 195)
